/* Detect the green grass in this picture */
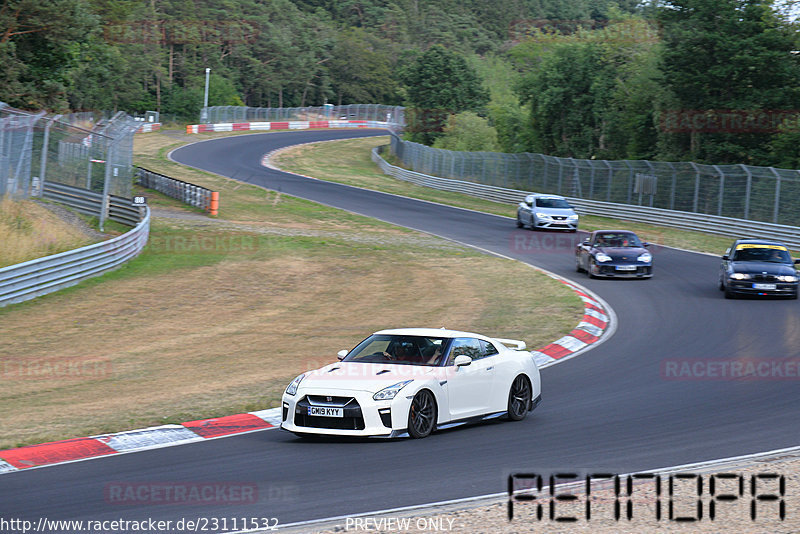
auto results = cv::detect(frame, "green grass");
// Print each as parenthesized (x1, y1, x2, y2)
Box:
(273, 137, 737, 257)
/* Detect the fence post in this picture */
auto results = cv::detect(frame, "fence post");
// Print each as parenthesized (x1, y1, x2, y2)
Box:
(769, 167, 781, 223)
(623, 160, 633, 204)
(689, 162, 700, 213)
(668, 162, 677, 211)
(713, 164, 724, 216)
(99, 139, 117, 232)
(741, 164, 752, 220)
(37, 114, 61, 197)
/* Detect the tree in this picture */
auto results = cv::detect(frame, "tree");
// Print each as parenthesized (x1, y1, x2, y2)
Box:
(401, 45, 489, 144)
(657, 0, 800, 164)
(432, 111, 499, 151)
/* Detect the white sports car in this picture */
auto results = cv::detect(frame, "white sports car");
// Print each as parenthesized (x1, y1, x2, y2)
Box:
(280, 328, 542, 439)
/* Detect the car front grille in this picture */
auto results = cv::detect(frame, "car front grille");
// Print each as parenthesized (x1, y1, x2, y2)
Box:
(294, 396, 365, 430)
(752, 274, 778, 282)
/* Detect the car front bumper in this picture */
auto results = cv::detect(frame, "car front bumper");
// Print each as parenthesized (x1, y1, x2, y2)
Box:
(592, 262, 652, 278)
(280, 388, 414, 438)
(534, 218, 578, 231)
(726, 280, 798, 297)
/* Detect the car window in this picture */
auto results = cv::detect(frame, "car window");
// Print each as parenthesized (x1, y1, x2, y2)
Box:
(481, 340, 499, 357)
(535, 197, 571, 209)
(732, 244, 791, 263)
(593, 232, 641, 247)
(344, 335, 447, 366)
(447, 338, 483, 364)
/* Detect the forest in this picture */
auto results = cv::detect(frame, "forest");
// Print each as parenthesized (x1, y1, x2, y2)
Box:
(2, 0, 800, 167)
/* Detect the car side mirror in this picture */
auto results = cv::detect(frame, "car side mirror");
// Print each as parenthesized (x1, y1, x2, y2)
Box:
(454, 355, 472, 367)
(643, 242, 650, 248)
(582, 240, 590, 246)
(722, 254, 729, 261)
(337, 350, 348, 360)
(794, 259, 800, 265)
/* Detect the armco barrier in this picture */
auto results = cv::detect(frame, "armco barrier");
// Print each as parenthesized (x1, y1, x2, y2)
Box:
(371, 146, 800, 251)
(0, 207, 150, 307)
(135, 167, 218, 215)
(186, 120, 390, 134)
(42, 182, 142, 226)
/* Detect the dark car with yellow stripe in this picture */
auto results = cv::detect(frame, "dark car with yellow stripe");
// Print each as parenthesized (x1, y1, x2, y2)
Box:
(719, 239, 799, 299)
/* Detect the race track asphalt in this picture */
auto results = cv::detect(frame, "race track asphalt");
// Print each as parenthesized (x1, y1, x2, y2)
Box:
(2, 129, 798, 530)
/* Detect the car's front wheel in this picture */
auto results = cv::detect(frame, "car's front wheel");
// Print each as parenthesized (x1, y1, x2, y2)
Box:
(516, 212, 524, 228)
(407, 390, 436, 438)
(507, 375, 531, 421)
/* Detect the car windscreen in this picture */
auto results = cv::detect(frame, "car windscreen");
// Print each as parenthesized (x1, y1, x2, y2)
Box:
(343, 335, 448, 366)
(594, 233, 642, 247)
(733, 245, 792, 263)
(535, 197, 571, 209)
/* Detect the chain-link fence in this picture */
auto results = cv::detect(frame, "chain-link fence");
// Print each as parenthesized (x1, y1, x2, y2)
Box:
(202, 104, 404, 130)
(1, 103, 140, 201)
(389, 134, 800, 226)
(203, 103, 800, 226)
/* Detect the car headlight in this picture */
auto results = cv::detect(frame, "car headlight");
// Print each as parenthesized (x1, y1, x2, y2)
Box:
(730, 273, 751, 280)
(777, 275, 798, 282)
(373, 380, 413, 401)
(637, 252, 652, 262)
(535, 212, 552, 220)
(568, 214, 579, 220)
(285, 373, 306, 396)
(595, 252, 612, 262)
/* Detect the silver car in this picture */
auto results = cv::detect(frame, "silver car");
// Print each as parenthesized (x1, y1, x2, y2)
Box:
(516, 194, 579, 232)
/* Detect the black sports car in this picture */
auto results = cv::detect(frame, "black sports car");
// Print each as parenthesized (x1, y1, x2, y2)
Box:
(575, 230, 653, 278)
(719, 239, 799, 299)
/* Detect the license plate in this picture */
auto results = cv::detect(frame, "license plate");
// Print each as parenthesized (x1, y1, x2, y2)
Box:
(753, 283, 776, 290)
(616, 265, 637, 271)
(308, 406, 343, 417)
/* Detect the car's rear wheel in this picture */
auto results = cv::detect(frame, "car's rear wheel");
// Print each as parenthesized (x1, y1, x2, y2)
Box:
(407, 390, 436, 438)
(507, 375, 531, 421)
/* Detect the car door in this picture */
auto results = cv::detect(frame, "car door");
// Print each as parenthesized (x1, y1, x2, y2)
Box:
(444, 337, 494, 419)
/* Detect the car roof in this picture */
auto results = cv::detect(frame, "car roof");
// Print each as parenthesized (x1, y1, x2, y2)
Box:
(374, 327, 495, 342)
(593, 229, 638, 236)
(733, 238, 788, 247)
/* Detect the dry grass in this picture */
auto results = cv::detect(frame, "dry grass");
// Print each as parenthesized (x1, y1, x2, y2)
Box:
(0, 131, 584, 450)
(0, 245, 580, 449)
(0, 197, 95, 268)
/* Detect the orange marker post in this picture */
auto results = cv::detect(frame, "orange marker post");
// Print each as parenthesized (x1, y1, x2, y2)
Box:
(209, 191, 219, 216)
